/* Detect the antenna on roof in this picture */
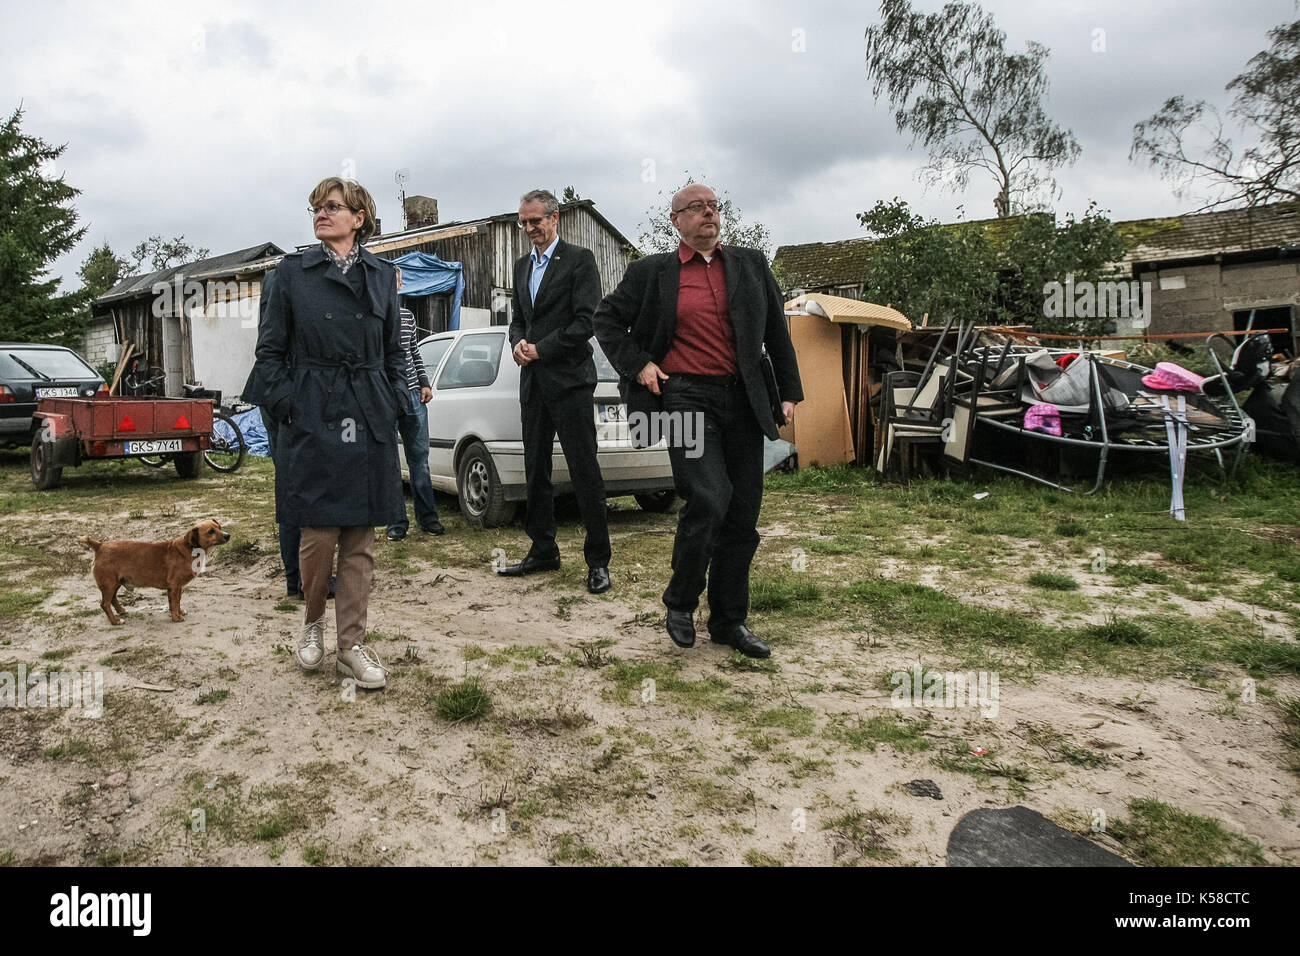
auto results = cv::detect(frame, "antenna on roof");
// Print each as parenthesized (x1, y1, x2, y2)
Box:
(395, 168, 410, 230)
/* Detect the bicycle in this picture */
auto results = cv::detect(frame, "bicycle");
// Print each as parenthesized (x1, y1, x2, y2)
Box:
(120, 356, 167, 397)
(137, 383, 248, 473)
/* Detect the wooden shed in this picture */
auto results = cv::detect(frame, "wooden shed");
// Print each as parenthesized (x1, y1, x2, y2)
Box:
(364, 199, 635, 336)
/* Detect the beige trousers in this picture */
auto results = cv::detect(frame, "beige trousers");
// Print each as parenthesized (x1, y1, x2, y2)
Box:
(299, 526, 374, 651)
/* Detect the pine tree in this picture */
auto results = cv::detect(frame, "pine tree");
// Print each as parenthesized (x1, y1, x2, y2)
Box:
(0, 106, 89, 344)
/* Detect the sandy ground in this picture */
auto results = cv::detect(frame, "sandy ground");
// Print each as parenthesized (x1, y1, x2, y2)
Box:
(2, 513, 1298, 866)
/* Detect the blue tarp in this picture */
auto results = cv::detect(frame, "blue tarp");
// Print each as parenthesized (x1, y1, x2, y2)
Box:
(233, 406, 271, 457)
(391, 251, 466, 331)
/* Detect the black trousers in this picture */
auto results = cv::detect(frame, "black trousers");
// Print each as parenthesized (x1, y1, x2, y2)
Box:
(264, 413, 301, 589)
(660, 376, 765, 633)
(521, 386, 611, 568)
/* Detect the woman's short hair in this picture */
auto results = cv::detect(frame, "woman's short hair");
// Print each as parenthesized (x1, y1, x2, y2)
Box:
(309, 177, 380, 243)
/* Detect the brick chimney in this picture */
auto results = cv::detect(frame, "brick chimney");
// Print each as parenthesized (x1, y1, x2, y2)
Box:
(405, 196, 439, 230)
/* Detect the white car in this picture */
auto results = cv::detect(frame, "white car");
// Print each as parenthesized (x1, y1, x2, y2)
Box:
(399, 327, 677, 527)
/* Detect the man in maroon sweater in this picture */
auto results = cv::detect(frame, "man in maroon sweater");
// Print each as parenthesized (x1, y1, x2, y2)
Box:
(595, 184, 803, 657)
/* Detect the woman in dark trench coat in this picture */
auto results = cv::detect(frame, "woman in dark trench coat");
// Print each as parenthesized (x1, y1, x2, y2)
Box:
(245, 177, 407, 690)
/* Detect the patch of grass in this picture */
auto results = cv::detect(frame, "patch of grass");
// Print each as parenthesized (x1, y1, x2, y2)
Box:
(1109, 563, 1171, 586)
(743, 849, 783, 867)
(824, 711, 932, 753)
(0, 587, 53, 621)
(172, 760, 355, 847)
(44, 738, 96, 761)
(933, 743, 1031, 786)
(823, 807, 910, 863)
(848, 578, 1039, 647)
(756, 705, 816, 737)
(1228, 636, 1300, 676)
(605, 659, 741, 714)
(303, 843, 328, 866)
(461, 644, 487, 661)
(195, 689, 230, 705)
(40, 647, 78, 661)
(1079, 616, 1154, 646)
(1058, 743, 1110, 769)
(496, 702, 592, 734)
(1109, 797, 1269, 866)
(750, 572, 823, 613)
(273, 601, 297, 613)
(554, 595, 585, 620)
(435, 676, 493, 723)
(488, 644, 560, 667)
(574, 639, 615, 668)
(1028, 571, 1079, 591)
(1055, 519, 1087, 538)
(552, 833, 598, 864)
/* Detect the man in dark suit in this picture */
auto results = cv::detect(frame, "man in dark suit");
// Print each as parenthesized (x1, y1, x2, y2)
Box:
(499, 188, 612, 594)
(594, 184, 802, 658)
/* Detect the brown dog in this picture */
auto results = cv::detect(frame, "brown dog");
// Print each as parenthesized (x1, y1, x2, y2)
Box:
(80, 519, 230, 624)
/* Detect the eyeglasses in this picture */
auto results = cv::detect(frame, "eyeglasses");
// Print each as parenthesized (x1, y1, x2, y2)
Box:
(309, 201, 353, 217)
(672, 200, 720, 214)
(516, 215, 553, 229)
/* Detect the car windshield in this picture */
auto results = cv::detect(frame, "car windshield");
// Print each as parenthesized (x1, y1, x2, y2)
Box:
(0, 348, 98, 380)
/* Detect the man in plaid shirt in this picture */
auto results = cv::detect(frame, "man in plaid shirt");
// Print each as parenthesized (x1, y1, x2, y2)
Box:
(386, 266, 445, 539)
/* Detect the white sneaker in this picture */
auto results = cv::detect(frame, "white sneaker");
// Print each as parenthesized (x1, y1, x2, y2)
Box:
(337, 643, 388, 689)
(297, 618, 325, 671)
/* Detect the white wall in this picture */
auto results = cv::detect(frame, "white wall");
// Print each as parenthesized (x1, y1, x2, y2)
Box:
(190, 290, 261, 401)
(459, 306, 491, 329)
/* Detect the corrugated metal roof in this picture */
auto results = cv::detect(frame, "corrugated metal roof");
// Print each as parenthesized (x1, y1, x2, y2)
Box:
(95, 242, 285, 306)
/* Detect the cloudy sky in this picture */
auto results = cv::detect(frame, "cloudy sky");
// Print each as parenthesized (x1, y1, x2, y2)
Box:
(6, 0, 1296, 288)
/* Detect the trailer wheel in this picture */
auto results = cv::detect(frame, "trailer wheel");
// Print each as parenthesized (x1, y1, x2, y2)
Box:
(31, 435, 62, 490)
(174, 450, 203, 479)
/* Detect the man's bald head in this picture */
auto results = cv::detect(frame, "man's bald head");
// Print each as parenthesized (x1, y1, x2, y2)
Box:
(670, 184, 722, 255)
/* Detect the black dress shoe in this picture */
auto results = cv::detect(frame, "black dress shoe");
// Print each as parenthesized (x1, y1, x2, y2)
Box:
(710, 624, 770, 659)
(287, 586, 304, 600)
(666, 608, 696, 648)
(386, 527, 407, 541)
(497, 554, 561, 577)
(421, 519, 445, 536)
(587, 566, 611, 594)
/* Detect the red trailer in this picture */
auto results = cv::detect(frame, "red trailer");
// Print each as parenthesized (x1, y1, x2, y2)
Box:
(31, 395, 214, 489)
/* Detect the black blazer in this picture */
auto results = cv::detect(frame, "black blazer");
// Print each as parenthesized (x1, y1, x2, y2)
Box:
(593, 245, 803, 441)
(509, 237, 602, 405)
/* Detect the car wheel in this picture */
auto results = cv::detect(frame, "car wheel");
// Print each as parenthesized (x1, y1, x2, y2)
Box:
(31, 435, 62, 490)
(457, 441, 516, 527)
(635, 490, 679, 513)
(174, 450, 203, 479)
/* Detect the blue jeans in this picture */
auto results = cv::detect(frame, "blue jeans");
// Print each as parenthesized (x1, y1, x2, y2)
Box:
(389, 389, 440, 532)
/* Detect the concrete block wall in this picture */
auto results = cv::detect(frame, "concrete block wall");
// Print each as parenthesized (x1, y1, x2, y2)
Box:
(1143, 260, 1299, 336)
(81, 320, 118, 368)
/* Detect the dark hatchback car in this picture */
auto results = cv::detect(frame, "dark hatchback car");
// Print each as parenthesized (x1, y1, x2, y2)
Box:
(0, 344, 106, 447)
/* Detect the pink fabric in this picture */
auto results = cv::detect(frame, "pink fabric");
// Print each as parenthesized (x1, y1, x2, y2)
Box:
(1024, 402, 1063, 436)
(1142, 362, 1205, 392)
